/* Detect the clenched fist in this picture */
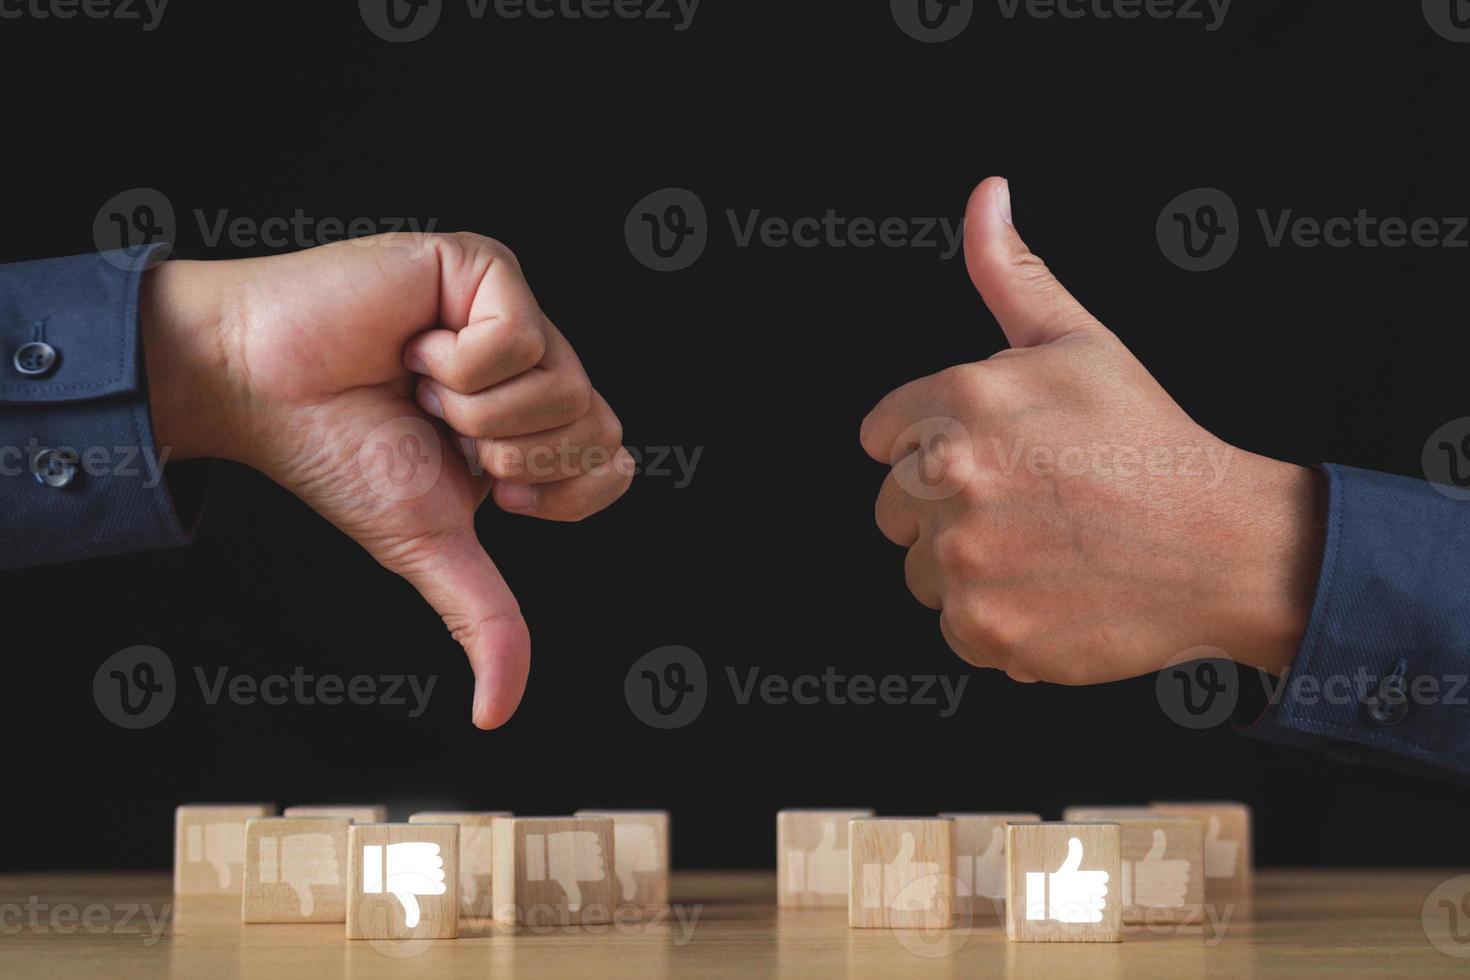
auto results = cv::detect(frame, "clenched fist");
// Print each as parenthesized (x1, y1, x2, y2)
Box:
(862, 178, 1324, 684)
(141, 233, 632, 728)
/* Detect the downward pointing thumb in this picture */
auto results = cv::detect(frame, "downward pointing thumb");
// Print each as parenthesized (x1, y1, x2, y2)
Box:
(394, 530, 531, 730)
(963, 177, 1103, 349)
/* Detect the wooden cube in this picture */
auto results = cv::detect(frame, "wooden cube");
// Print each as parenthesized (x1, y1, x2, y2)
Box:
(346, 823, 459, 940)
(242, 816, 350, 922)
(1151, 801, 1252, 900)
(776, 809, 874, 908)
(1062, 806, 1156, 821)
(938, 812, 1041, 918)
(408, 811, 510, 917)
(1006, 822, 1122, 942)
(575, 810, 670, 907)
(284, 805, 388, 824)
(1108, 817, 1202, 924)
(492, 817, 617, 925)
(174, 803, 276, 895)
(848, 818, 953, 929)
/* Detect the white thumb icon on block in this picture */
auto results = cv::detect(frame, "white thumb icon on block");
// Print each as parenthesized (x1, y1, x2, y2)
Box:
(362, 842, 447, 928)
(525, 831, 606, 911)
(1203, 817, 1239, 878)
(1122, 829, 1189, 909)
(1025, 837, 1109, 923)
(260, 833, 339, 917)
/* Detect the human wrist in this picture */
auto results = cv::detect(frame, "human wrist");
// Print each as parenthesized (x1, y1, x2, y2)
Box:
(140, 260, 248, 463)
(1217, 456, 1327, 677)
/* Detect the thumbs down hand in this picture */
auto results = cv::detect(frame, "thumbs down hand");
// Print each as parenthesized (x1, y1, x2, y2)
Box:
(363, 842, 447, 928)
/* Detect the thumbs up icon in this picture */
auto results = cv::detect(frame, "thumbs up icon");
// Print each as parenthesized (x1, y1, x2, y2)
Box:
(860, 832, 942, 911)
(1203, 817, 1239, 879)
(785, 820, 849, 897)
(1122, 829, 1189, 910)
(362, 842, 447, 928)
(1025, 837, 1109, 923)
(525, 831, 607, 911)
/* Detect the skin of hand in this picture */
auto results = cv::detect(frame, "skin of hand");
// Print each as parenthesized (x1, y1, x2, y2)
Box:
(861, 177, 1325, 684)
(139, 232, 633, 728)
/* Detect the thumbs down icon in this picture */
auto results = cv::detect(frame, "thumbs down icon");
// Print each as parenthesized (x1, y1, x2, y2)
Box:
(186, 822, 247, 890)
(362, 841, 447, 928)
(525, 831, 607, 911)
(259, 833, 340, 917)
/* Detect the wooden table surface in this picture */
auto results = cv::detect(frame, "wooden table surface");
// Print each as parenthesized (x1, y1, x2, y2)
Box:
(1, 869, 1467, 977)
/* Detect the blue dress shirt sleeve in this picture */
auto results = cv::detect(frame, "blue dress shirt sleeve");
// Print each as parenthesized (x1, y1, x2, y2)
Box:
(0, 245, 204, 570)
(1240, 463, 1470, 776)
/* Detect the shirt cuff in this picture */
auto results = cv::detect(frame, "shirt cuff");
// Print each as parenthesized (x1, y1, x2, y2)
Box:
(1238, 463, 1470, 777)
(0, 244, 206, 570)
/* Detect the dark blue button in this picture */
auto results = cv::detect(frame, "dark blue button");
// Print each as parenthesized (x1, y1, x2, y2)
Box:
(14, 341, 58, 377)
(31, 448, 78, 488)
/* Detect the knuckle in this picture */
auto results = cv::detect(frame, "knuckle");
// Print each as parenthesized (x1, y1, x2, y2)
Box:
(932, 528, 974, 574)
(557, 371, 594, 422)
(480, 440, 526, 478)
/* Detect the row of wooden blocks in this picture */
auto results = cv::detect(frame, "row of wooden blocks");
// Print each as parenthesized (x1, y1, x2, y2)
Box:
(778, 802, 1251, 942)
(174, 805, 670, 940)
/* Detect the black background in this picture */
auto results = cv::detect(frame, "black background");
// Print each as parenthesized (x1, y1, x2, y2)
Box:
(3, 0, 1469, 872)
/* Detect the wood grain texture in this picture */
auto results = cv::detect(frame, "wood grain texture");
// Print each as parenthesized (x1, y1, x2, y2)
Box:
(4, 869, 1469, 976)
(1152, 802, 1252, 900)
(938, 813, 1042, 919)
(242, 817, 350, 923)
(575, 810, 671, 907)
(408, 812, 511, 918)
(283, 805, 388, 824)
(847, 818, 954, 929)
(346, 823, 459, 940)
(173, 804, 277, 896)
(1006, 823, 1123, 942)
(776, 809, 874, 908)
(492, 817, 617, 926)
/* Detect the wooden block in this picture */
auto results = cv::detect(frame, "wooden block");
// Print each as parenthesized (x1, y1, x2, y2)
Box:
(937, 812, 1041, 918)
(847, 818, 953, 929)
(1005, 822, 1122, 942)
(1108, 818, 1202, 924)
(284, 805, 388, 824)
(776, 809, 874, 908)
(242, 817, 350, 922)
(1062, 805, 1156, 821)
(408, 811, 510, 917)
(346, 823, 459, 940)
(492, 817, 617, 925)
(174, 803, 276, 895)
(1151, 801, 1252, 900)
(575, 810, 670, 907)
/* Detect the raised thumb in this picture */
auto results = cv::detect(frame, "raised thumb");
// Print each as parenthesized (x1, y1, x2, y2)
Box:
(963, 176, 1102, 349)
(395, 530, 531, 730)
(1143, 829, 1168, 862)
(1056, 836, 1085, 874)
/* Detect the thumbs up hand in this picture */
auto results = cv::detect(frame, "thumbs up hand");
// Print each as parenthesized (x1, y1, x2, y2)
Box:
(861, 178, 1323, 685)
